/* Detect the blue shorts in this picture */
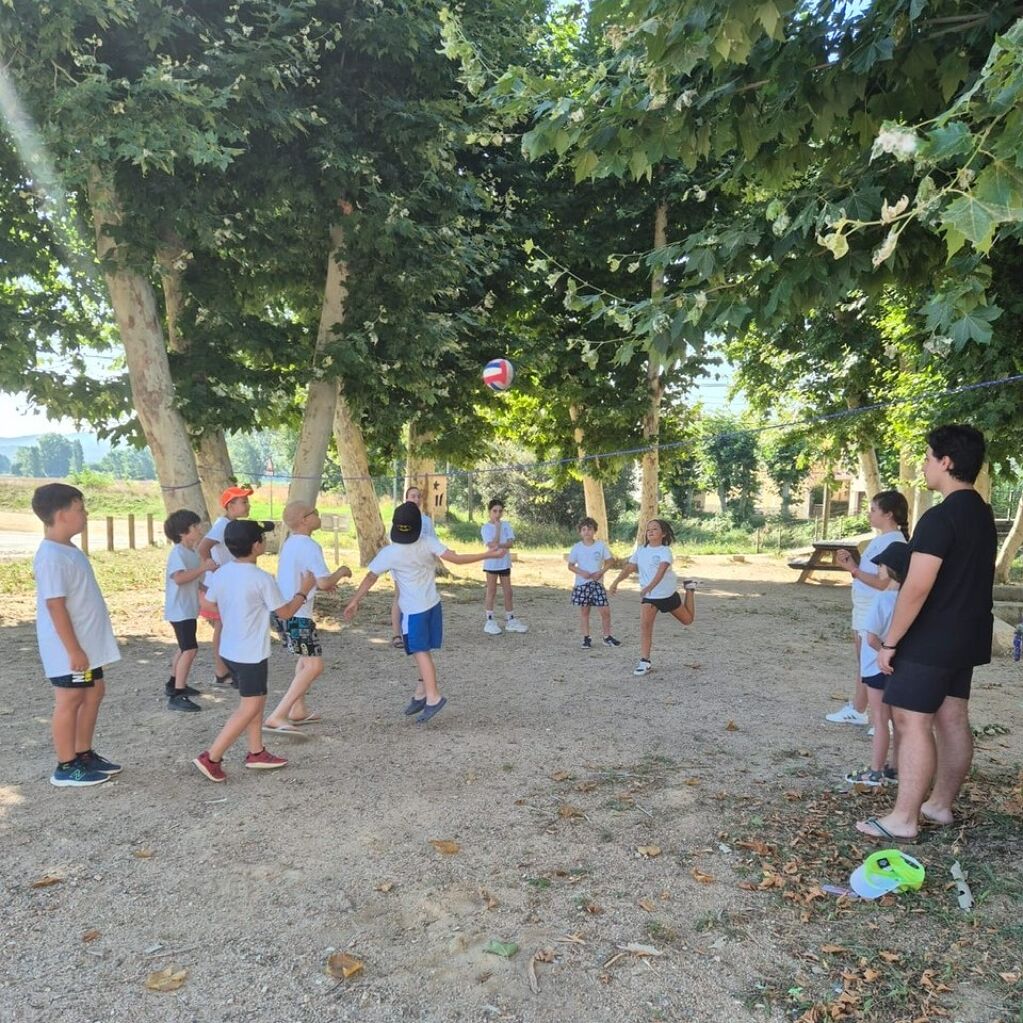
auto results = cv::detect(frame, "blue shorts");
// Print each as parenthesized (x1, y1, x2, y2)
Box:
(403, 602, 443, 655)
(862, 672, 887, 691)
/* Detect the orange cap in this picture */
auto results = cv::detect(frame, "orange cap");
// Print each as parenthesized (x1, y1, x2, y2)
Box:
(219, 485, 254, 509)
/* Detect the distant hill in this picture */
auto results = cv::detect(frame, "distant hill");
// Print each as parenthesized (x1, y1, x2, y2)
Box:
(0, 432, 112, 464)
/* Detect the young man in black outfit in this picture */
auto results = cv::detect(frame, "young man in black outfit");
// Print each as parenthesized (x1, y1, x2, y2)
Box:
(856, 425, 996, 844)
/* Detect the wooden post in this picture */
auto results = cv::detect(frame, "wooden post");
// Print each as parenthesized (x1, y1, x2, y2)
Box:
(106, 516, 114, 552)
(128, 513, 136, 549)
(467, 471, 474, 521)
(147, 512, 155, 546)
(79, 522, 90, 556)
(821, 484, 832, 540)
(334, 516, 340, 565)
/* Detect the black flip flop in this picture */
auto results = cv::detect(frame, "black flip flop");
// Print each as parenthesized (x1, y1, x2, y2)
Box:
(856, 816, 922, 846)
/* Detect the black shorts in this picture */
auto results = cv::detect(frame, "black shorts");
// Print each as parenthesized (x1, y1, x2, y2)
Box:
(883, 658, 972, 714)
(222, 657, 269, 698)
(861, 672, 887, 692)
(485, 568, 511, 577)
(49, 666, 105, 689)
(170, 618, 199, 652)
(642, 592, 682, 614)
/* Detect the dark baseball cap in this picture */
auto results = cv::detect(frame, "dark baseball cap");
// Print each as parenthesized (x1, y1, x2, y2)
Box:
(391, 501, 422, 544)
(871, 541, 910, 578)
(224, 519, 275, 557)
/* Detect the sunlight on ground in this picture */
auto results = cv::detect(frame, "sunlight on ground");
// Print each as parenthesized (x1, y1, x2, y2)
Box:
(0, 783, 26, 817)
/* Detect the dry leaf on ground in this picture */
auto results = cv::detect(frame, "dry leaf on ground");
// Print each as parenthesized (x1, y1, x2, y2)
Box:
(30, 874, 63, 888)
(691, 867, 715, 884)
(480, 888, 500, 910)
(638, 897, 656, 912)
(558, 803, 583, 819)
(550, 770, 572, 782)
(374, 881, 394, 893)
(583, 901, 604, 915)
(325, 952, 364, 980)
(144, 966, 187, 992)
(133, 849, 155, 859)
(82, 929, 101, 943)
(428, 839, 460, 855)
(725, 720, 739, 731)
(636, 845, 661, 858)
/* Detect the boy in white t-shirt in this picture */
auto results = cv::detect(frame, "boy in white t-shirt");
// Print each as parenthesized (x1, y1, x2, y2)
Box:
(197, 484, 253, 687)
(567, 516, 621, 649)
(163, 509, 216, 712)
(609, 518, 697, 676)
(344, 502, 507, 724)
(31, 484, 122, 788)
(390, 485, 436, 648)
(192, 520, 315, 783)
(264, 500, 352, 733)
(481, 498, 527, 635)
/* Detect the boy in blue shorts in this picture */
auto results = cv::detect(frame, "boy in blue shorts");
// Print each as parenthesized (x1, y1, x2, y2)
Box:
(32, 484, 122, 787)
(344, 502, 506, 724)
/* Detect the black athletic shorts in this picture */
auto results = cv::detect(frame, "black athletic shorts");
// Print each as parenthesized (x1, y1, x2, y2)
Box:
(49, 666, 105, 689)
(222, 657, 269, 698)
(485, 568, 511, 577)
(642, 592, 682, 614)
(170, 618, 199, 652)
(883, 658, 972, 714)
(861, 672, 887, 692)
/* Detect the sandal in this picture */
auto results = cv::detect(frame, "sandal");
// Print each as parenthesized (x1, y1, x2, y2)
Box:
(845, 767, 886, 787)
(855, 816, 920, 846)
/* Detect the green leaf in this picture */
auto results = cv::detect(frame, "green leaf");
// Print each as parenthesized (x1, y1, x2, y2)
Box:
(573, 150, 599, 183)
(921, 121, 971, 161)
(483, 940, 519, 958)
(757, 1, 782, 40)
(974, 162, 1023, 217)
(947, 304, 1001, 347)
(940, 196, 999, 253)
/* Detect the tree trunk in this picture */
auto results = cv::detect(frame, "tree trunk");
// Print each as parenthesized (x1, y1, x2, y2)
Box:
(89, 167, 206, 520)
(635, 202, 668, 548)
(974, 462, 992, 503)
(716, 485, 729, 515)
(995, 490, 1023, 583)
(912, 488, 934, 531)
(157, 235, 233, 516)
(289, 225, 349, 509)
(857, 446, 882, 502)
(568, 404, 609, 541)
(405, 422, 435, 493)
(779, 482, 791, 519)
(822, 483, 832, 539)
(333, 382, 387, 565)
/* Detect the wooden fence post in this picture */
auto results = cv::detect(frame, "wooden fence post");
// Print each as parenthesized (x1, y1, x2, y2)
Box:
(80, 522, 90, 556)
(127, 514, 136, 549)
(106, 516, 114, 552)
(147, 513, 155, 546)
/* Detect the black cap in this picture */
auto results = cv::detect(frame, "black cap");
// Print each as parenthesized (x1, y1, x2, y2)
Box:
(224, 519, 275, 557)
(871, 541, 910, 578)
(390, 501, 422, 544)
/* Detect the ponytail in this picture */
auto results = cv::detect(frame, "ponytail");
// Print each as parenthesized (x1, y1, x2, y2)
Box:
(872, 490, 909, 540)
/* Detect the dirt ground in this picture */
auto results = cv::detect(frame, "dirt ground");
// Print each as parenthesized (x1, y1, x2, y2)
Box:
(1, 553, 1020, 1023)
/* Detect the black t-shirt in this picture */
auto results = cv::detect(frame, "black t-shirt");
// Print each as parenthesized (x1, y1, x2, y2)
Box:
(899, 489, 996, 667)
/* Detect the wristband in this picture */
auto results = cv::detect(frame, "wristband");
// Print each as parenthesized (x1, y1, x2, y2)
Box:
(300, 590, 312, 600)
(881, 643, 897, 650)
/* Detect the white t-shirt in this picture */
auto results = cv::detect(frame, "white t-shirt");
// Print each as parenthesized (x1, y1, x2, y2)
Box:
(421, 513, 436, 539)
(204, 561, 284, 663)
(34, 540, 121, 677)
(852, 531, 905, 603)
(278, 533, 330, 619)
(859, 589, 899, 677)
(568, 540, 612, 587)
(369, 536, 448, 627)
(628, 544, 677, 600)
(203, 515, 236, 585)
(165, 543, 201, 622)
(481, 521, 514, 572)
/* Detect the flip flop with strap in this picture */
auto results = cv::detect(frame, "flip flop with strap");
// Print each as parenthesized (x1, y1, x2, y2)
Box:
(856, 816, 920, 846)
(262, 723, 309, 737)
(286, 714, 321, 725)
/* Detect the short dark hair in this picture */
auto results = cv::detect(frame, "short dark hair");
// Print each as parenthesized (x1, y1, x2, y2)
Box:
(164, 509, 201, 544)
(404, 485, 421, 499)
(578, 516, 598, 531)
(488, 498, 504, 511)
(31, 483, 84, 525)
(927, 424, 986, 483)
(224, 519, 274, 558)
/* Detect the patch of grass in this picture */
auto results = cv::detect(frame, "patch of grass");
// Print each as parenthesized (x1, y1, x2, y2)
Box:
(644, 919, 681, 946)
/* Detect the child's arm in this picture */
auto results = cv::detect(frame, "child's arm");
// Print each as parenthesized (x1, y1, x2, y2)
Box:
(607, 562, 635, 594)
(318, 565, 353, 591)
(171, 559, 217, 586)
(836, 550, 887, 590)
(441, 547, 508, 566)
(639, 562, 670, 598)
(864, 630, 883, 651)
(274, 569, 317, 620)
(197, 536, 218, 561)
(567, 560, 591, 580)
(343, 571, 380, 621)
(45, 597, 89, 672)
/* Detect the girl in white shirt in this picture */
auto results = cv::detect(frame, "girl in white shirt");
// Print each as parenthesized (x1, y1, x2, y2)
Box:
(609, 519, 696, 676)
(567, 516, 620, 649)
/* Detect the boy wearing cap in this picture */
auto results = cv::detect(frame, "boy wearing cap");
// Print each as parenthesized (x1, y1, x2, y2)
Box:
(344, 502, 507, 724)
(843, 542, 910, 789)
(264, 501, 352, 733)
(193, 520, 315, 782)
(198, 485, 253, 686)
(390, 485, 436, 648)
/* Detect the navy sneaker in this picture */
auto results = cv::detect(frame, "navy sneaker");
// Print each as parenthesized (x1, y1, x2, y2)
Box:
(77, 750, 122, 775)
(165, 680, 200, 697)
(168, 692, 202, 713)
(581, 636, 592, 649)
(416, 697, 447, 724)
(404, 697, 427, 716)
(602, 635, 622, 647)
(50, 761, 108, 788)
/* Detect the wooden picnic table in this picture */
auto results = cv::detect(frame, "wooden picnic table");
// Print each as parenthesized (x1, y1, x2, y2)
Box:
(788, 539, 862, 584)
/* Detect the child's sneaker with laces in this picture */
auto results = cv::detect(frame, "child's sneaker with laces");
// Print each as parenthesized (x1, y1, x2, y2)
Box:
(77, 749, 122, 775)
(882, 765, 898, 783)
(193, 751, 226, 782)
(244, 748, 287, 770)
(50, 759, 108, 788)
(504, 617, 528, 633)
(682, 579, 700, 591)
(168, 692, 202, 712)
(845, 767, 886, 787)
(483, 619, 503, 635)
(633, 659, 652, 676)
(580, 636, 592, 649)
(826, 702, 869, 725)
(602, 635, 622, 647)
(165, 679, 200, 697)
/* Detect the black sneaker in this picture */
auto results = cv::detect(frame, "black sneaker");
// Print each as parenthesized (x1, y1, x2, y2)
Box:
(602, 635, 622, 647)
(580, 636, 592, 649)
(168, 692, 202, 713)
(165, 681, 201, 697)
(77, 750, 122, 775)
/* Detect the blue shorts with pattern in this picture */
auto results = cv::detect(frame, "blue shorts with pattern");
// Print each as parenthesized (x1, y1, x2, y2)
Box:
(271, 614, 322, 657)
(571, 581, 609, 607)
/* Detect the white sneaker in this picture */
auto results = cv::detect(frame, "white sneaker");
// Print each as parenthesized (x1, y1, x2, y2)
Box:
(825, 702, 869, 725)
(682, 579, 700, 591)
(504, 618, 528, 633)
(633, 659, 652, 676)
(483, 619, 503, 635)
(867, 726, 875, 738)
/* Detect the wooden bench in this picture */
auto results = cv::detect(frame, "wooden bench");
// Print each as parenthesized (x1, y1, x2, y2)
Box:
(789, 539, 862, 584)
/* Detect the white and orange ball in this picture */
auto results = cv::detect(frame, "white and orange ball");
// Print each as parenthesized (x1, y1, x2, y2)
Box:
(483, 358, 514, 391)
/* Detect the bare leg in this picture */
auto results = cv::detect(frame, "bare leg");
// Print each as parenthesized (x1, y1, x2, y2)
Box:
(265, 656, 323, 726)
(413, 652, 440, 704)
(852, 633, 867, 714)
(867, 689, 890, 772)
(391, 579, 402, 638)
(921, 696, 972, 825)
(173, 648, 197, 691)
(500, 575, 514, 614)
(75, 680, 104, 754)
(484, 574, 497, 613)
(668, 590, 695, 626)
(639, 603, 657, 660)
(52, 688, 87, 763)
(599, 605, 612, 637)
(580, 606, 591, 637)
(209, 695, 265, 761)
(211, 619, 229, 677)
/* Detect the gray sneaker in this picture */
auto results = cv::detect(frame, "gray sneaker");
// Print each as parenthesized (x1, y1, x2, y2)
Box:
(633, 659, 652, 676)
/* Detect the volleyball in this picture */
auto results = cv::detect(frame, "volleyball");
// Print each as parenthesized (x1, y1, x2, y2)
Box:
(483, 358, 514, 391)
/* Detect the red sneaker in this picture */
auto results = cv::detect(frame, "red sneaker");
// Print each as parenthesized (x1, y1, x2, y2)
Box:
(193, 751, 226, 783)
(244, 748, 287, 770)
